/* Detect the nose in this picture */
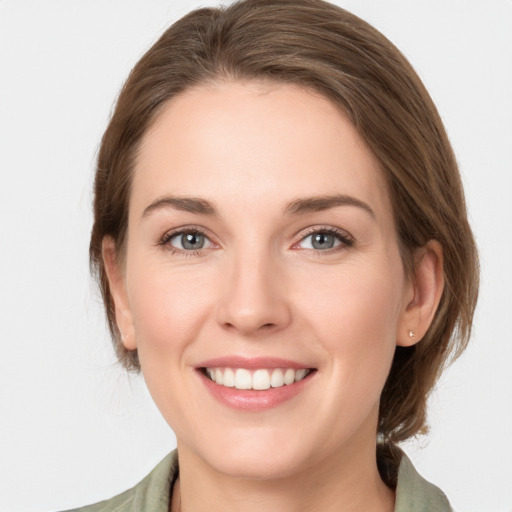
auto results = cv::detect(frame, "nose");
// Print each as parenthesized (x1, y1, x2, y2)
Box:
(216, 250, 292, 337)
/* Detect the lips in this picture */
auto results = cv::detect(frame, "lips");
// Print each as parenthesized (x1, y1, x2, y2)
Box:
(196, 357, 316, 410)
(204, 367, 312, 390)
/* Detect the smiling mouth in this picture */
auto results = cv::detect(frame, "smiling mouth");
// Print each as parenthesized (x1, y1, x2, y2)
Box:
(201, 367, 315, 390)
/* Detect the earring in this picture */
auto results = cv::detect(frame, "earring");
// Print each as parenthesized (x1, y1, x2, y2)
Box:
(408, 330, 415, 339)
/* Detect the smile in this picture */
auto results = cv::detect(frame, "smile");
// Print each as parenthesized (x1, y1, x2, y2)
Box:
(197, 357, 317, 410)
(203, 367, 312, 390)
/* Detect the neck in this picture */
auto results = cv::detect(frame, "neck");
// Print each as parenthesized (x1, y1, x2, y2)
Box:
(172, 441, 395, 512)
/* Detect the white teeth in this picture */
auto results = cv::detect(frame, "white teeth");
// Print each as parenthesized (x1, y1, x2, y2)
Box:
(206, 367, 311, 390)
(295, 369, 307, 382)
(252, 369, 271, 390)
(270, 368, 284, 387)
(284, 368, 295, 385)
(223, 368, 235, 387)
(235, 369, 252, 390)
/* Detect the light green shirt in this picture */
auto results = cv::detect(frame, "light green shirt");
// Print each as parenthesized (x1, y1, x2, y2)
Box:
(64, 450, 452, 512)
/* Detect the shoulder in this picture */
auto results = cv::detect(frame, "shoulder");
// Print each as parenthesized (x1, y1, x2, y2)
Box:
(61, 451, 178, 512)
(61, 448, 451, 512)
(395, 452, 453, 512)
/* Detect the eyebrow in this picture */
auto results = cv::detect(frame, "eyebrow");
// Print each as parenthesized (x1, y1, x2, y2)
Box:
(142, 194, 375, 219)
(142, 196, 218, 217)
(284, 194, 375, 218)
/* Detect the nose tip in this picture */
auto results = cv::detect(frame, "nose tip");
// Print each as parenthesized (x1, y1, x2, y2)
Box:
(222, 310, 280, 336)
(216, 259, 291, 337)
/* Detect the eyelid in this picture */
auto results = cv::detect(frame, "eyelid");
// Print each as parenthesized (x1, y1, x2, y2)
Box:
(292, 225, 355, 251)
(157, 224, 354, 256)
(159, 225, 209, 243)
(158, 225, 218, 255)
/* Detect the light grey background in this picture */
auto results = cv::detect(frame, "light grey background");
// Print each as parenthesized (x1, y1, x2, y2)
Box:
(1, 1, 511, 511)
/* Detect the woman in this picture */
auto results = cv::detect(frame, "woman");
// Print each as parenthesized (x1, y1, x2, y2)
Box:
(69, 0, 478, 510)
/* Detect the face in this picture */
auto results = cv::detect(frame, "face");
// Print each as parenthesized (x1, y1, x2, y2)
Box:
(107, 81, 419, 479)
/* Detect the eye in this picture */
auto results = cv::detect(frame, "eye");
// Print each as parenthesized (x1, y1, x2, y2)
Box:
(162, 229, 214, 252)
(297, 228, 353, 251)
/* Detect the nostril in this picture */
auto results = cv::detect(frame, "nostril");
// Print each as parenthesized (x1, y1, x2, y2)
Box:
(222, 321, 276, 332)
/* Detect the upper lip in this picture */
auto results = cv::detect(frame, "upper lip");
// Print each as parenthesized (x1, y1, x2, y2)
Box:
(196, 356, 315, 370)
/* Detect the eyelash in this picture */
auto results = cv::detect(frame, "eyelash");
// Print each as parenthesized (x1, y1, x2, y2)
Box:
(296, 226, 355, 254)
(158, 225, 354, 257)
(158, 226, 212, 258)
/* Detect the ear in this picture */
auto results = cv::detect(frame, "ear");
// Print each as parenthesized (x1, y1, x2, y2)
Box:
(102, 237, 137, 351)
(397, 240, 444, 347)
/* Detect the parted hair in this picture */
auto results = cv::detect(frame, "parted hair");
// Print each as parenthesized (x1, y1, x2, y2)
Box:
(89, 0, 479, 444)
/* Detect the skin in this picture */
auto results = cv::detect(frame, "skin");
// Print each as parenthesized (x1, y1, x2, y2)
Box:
(104, 81, 444, 512)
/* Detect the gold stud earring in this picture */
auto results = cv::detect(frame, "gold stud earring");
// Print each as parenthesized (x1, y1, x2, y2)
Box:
(408, 330, 415, 339)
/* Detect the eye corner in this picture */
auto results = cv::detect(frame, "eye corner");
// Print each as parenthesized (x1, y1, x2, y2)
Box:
(157, 225, 219, 256)
(294, 226, 355, 253)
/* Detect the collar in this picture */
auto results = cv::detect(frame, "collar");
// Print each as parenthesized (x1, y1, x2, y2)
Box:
(75, 449, 452, 511)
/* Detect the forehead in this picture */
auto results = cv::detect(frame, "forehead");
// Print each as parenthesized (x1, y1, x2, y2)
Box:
(131, 80, 391, 221)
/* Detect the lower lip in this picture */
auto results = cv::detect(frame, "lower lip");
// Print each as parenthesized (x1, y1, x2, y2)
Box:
(198, 371, 315, 411)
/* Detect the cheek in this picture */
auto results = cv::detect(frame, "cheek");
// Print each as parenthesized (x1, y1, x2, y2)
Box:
(124, 260, 218, 423)
(295, 260, 403, 386)
(299, 258, 403, 336)
(126, 260, 214, 356)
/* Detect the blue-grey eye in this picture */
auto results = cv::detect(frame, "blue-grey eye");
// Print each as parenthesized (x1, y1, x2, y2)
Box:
(299, 231, 347, 250)
(170, 231, 211, 250)
(312, 232, 336, 250)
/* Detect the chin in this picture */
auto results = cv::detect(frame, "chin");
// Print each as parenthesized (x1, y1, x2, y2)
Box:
(181, 424, 321, 481)
(206, 447, 308, 481)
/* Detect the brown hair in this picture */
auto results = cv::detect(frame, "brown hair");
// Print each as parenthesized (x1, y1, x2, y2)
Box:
(89, 0, 479, 443)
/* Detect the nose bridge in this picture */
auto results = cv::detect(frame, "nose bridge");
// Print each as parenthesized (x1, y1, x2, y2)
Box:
(217, 242, 291, 335)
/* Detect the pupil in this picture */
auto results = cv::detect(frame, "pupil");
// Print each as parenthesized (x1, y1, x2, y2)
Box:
(183, 233, 204, 250)
(312, 233, 334, 250)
